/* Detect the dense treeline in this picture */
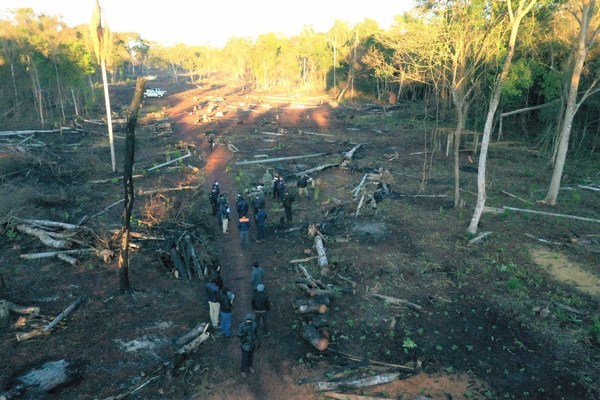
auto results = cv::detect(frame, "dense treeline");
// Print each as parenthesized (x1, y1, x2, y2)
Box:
(0, 2, 598, 154)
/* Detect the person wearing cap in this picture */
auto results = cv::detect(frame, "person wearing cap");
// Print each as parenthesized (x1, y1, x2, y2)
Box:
(250, 262, 264, 290)
(211, 180, 220, 196)
(251, 284, 271, 337)
(237, 313, 258, 377)
(205, 279, 220, 328)
(255, 207, 267, 243)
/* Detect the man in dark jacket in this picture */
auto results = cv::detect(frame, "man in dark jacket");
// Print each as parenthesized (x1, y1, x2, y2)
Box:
(276, 177, 286, 200)
(218, 286, 234, 337)
(237, 313, 258, 377)
(251, 195, 265, 219)
(205, 279, 220, 328)
(297, 174, 310, 198)
(255, 207, 267, 242)
(236, 194, 249, 218)
(281, 191, 294, 222)
(208, 188, 219, 216)
(251, 284, 271, 337)
(219, 202, 230, 234)
(250, 261, 264, 290)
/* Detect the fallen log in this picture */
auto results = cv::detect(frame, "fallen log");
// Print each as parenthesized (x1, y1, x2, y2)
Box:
(303, 324, 329, 351)
(235, 152, 326, 165)
(468, 231, 492, 244)
(324, 392, 394, 400)
(329, 349, 415, 371)
(20, 219, 81, 231)
(16, 225, 73, 249)
(310, 313, 330, 328)
(293, 295, 331, 308)
(184, 234, 204, 277)
(170, 247, 189, 279)
(352, 174, 368, 198)
(57, 253, 80, 266)
(370, 293, 422, 312)
(137, 184, 199, 196)
(342, 143, 364, 161)
(314, 372, 400, 391)
(314, 235, 328, 268)
(146, 150, 191, 172)
(503, 206, 600, 224)
(175, 322, 209, 347)
(20, 248, 96, 260)
(290, 163, 340, 178)
(0, 300, 40, 325)
(175, 331, 210, 354)
(290, 256, 319, 264)
(16, 296, 84, 342)
(297, 303, 328, 314)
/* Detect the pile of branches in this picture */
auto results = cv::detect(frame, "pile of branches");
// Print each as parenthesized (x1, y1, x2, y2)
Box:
(159, 232, 207, 280)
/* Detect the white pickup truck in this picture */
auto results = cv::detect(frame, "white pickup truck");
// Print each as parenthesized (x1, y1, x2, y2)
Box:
(143, 89, 165, 98)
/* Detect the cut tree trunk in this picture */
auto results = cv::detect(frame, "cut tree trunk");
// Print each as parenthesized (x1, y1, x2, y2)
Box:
(16, 225, 73, 249)
(293, 295, 331, 308)
(176, 331, 210, 354)
(297, 303, 328, 314)
(303, 324, 329, 351)
(314, 372, 400, 391)
(370, 293, 422, 311)
(175, 322, 209, 347)
(314, 236, 328, 267)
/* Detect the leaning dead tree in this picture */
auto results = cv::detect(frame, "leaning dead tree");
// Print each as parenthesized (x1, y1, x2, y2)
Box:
(119, 77, 145, 292)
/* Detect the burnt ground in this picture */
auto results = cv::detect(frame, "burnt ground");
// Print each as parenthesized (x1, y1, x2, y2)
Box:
(0, 77, 599, 400)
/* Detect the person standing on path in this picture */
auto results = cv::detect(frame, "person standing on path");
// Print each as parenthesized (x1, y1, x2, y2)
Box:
(251, 195, 265, 221)
(255, 206, 267, 242)
(208, 188, 219, 216)
(219, 201, 231, 234)
(250, 261, 264, 291)
(237, 313, 258, 378)
(238, 214, 251, 248)
(218, 285, 234, 337)
(251, 284, 271, 337)
(205, 279, 220, 329)
(236, 194, 249, 218)
(276, 176, 286, 200)
(281, 191, 295, 223)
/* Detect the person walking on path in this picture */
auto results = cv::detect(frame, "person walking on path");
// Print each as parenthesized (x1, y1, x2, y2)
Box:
(238, 214, 251, 248)
(271, 173, 279, 200)
(250, 261, 264, 291)
(255, 207, 267, 242)
(205, 279, 220, 329)
(251, 284, 271, 337)
(219, 201, 231, 234)
(281, 191, 295, 223)
(218, 285, 234, 337)
(237, 313, 258, 378)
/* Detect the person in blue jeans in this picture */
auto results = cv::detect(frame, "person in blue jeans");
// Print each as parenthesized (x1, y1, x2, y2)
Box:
(238, 215, 251, 248)
(255, 207, 267, 243)
(218, 286, 234, 337)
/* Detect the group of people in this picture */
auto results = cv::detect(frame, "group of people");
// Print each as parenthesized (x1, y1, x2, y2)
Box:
(205, 261, 271, 378)
(203, 172, 312, 378)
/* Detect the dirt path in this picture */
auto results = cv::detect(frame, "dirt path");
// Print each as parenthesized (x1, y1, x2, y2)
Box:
(168, 95, 318, 399)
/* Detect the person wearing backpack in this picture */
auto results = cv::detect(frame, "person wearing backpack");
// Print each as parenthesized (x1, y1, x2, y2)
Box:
(237, 313, 258, 377)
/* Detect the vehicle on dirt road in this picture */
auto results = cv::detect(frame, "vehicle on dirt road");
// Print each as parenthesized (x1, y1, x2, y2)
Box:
(143, 89, 164, 98)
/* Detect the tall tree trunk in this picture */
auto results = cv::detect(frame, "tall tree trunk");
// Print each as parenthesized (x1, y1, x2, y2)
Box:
(54, 64, 66, 122)
(468, 0, 537, 234)
(71, 88, 79, 116)
(101, 58, 116, 172)
(543, 0, 598, 205)
(119, 77, 146, 293)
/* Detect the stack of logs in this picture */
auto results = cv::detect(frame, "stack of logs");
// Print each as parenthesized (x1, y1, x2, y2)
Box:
(294, 263, 332, 351)
(162, 233, 206, 279)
